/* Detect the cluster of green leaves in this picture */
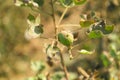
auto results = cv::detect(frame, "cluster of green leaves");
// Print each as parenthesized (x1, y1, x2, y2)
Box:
(14, 0, 116, 80)
(57, 12, 114, 57)
(14, 0, 114, 61)
(25, 14, 43, 40)
(108, 34, 120, 79)
(26, 61, 78, 80)
(26, 61, 46, 80)
(15, 0, 87, 7)
(79, 12, 116, 69)
(106, 34, 120, 68)
(98, 34, 120, 79)
(80, 12, 114, 39)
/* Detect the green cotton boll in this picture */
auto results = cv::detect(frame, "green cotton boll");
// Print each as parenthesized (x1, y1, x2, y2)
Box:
(58, 31, 74, 47)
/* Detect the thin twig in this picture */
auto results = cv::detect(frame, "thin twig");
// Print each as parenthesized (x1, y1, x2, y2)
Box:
(57, 7, 69, 26)
(51, 0, 57, 39)
(68, 47, 73, 60)
(59, 51, 69, 80)
(77, 67, 90, 78)
(50, 0, 69, 80)
(53, 0, 58, 3)
(46, 72, 50, 80)
(60, 24, 80, 28)
(40, 36, 55, 40)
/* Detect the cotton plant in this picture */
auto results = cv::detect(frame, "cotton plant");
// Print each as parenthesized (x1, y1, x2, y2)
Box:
(15, 0, 115, 80)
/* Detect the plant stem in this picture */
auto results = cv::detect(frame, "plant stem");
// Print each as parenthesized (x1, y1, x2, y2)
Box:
(51, 0, 57, 39)
(60, 24, 80, 28)
(59, 51, 69, 80)
(53, 0, 58, 3)
(57, 7, 69, 27)
(46, 72, 50, 80)
(50, 0, 69, 80)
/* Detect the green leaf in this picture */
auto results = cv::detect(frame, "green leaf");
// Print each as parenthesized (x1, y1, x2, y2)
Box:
(59, 0, 73, 7)
(37, 74, 46, 80)
(80, 20, 94, 27)
(69, 72, 78, 80)
(27, 14, 41, 25)
(58, 32, 74, 47)
(87, 30, 103, 39)
(110, 49, 117, 58)
(31, 61, 45, 72)
(51, 72, 77, 80)
(27, 14, 35, 21)
(90, 11, 95, 18)
(35, 14, 41, 25)
(89, 20, 114, 35)
(102, 25, 114, 34)
(73, 0, 87, 5)
(34, 25, 43, 34)
(109, 44, 117, 58)
(78, 49, 93, 54)
(27, 14, 35, 25)
(80, 14, 87, 20)
(100, 54, 111, 67)
(25, 14, 43, 40)
(51, 72, 64, 80)
(33, 0, 44, 6)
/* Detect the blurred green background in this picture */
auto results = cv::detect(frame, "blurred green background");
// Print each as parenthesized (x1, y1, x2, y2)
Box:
(0, 0, 33, 80)
(0, 0, 120, 80)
